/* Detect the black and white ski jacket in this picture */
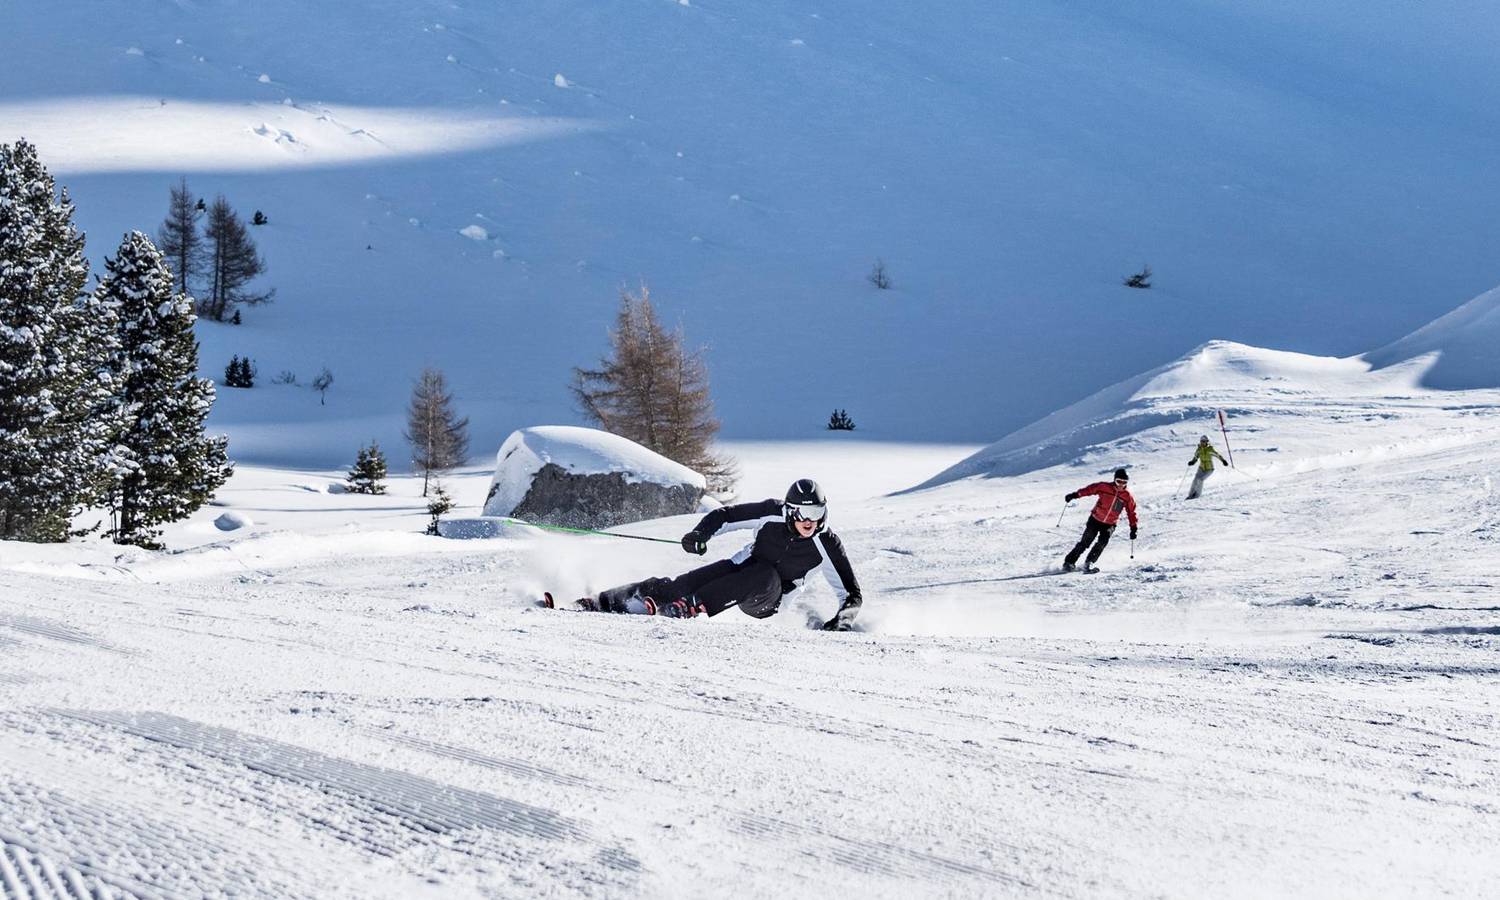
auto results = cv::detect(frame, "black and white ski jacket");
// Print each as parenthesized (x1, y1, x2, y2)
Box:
(689, 499, 863, 610)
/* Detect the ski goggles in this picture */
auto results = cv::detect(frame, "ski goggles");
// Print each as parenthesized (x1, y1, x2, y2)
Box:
(787, 503, 826, 522)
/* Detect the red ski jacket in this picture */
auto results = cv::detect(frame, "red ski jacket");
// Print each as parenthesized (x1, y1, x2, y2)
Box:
(1076, 482, 1138, 529)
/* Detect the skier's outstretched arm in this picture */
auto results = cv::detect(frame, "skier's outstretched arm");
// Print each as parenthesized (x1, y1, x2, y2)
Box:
(816, 530, 863, 631)
(1066, 482, 1106, 502)
(680, 498, 781, 554)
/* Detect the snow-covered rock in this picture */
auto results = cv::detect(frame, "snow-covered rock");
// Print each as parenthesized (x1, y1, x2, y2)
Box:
(482, 425, 705, 528)
(214, 511, 253, 531)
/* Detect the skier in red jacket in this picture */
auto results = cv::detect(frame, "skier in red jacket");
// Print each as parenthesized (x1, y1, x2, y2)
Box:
(1062, 468, 1139, 572)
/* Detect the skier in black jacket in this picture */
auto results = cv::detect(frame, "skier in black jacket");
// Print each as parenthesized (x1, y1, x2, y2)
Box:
(580, 479, 864, 631)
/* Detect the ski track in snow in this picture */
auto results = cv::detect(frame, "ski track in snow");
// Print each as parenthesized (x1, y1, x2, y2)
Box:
(0, 707, 640, 898)
(55, 711, 585, 843)
(0, 614, 131, 655)
(0, 835, 143, 900)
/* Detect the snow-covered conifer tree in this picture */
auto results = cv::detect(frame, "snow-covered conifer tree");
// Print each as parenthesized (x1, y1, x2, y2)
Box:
(346, 441, 387, 495)
(94, 231, 232, 547)
(0, 139, 124, 541)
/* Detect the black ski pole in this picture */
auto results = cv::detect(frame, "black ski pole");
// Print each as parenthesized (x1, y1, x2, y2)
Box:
(1055, 501, 1071, 528)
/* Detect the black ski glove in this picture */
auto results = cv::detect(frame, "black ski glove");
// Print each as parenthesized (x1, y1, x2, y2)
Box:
(681, 531, 707, 555)
(822, 597, 860, 631)
(1065, 492, 1079, 502)
(1129, 528, 1138, 540)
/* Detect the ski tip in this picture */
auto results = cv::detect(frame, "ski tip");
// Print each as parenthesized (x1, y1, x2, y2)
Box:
(542, 591, 555, 609)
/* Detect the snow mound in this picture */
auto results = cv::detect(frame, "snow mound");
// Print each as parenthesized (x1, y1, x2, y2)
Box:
(914, 340, 1427, 488)
(482, 425, 705, 518)
(1364, 284, 1500, 389)
(214, 511, 253, 531)
(435, 517, 533, 540)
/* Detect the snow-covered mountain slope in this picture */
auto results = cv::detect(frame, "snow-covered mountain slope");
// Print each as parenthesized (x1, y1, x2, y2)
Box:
(1365, 284, 1500, 390)
(3, 427, 1498, 897)
(914, 336, 1462, 487)
(5, 1, 1500, 461)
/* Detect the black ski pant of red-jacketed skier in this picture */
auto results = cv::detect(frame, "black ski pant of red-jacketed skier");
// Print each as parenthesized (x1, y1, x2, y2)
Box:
(1065, 517, 1115, 569)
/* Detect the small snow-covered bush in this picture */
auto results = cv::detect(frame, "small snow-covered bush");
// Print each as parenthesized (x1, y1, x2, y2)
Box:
(426, 484, 454, 535)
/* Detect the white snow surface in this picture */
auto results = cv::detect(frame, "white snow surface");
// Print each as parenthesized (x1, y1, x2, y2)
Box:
(3, 423, 1498, 896)
(481, 425, 707, 518)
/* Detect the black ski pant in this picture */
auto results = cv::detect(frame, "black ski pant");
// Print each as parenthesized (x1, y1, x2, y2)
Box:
(1065, 516, 1115, 568)
(606, 559, 783, 618)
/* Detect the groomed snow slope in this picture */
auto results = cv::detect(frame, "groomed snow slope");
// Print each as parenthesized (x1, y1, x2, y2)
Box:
(5, 1, 1500, 458)
(2, 421, 1497, 896)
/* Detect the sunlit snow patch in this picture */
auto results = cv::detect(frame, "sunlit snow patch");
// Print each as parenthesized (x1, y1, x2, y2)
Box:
(0, 96, 598, 173)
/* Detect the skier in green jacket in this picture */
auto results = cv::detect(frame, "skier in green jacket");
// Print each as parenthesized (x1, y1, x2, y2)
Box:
(1186, 436, 1229, 499)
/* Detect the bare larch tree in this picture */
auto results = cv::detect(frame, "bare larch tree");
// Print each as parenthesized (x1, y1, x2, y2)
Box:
(157, 177, 203, 296)
(203, 195, 273, 321)
(573, 285, 734, 491)
(404, 367, 470, 496)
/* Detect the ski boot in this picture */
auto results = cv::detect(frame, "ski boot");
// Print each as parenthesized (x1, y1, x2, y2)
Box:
(644, 596, 705, 618)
